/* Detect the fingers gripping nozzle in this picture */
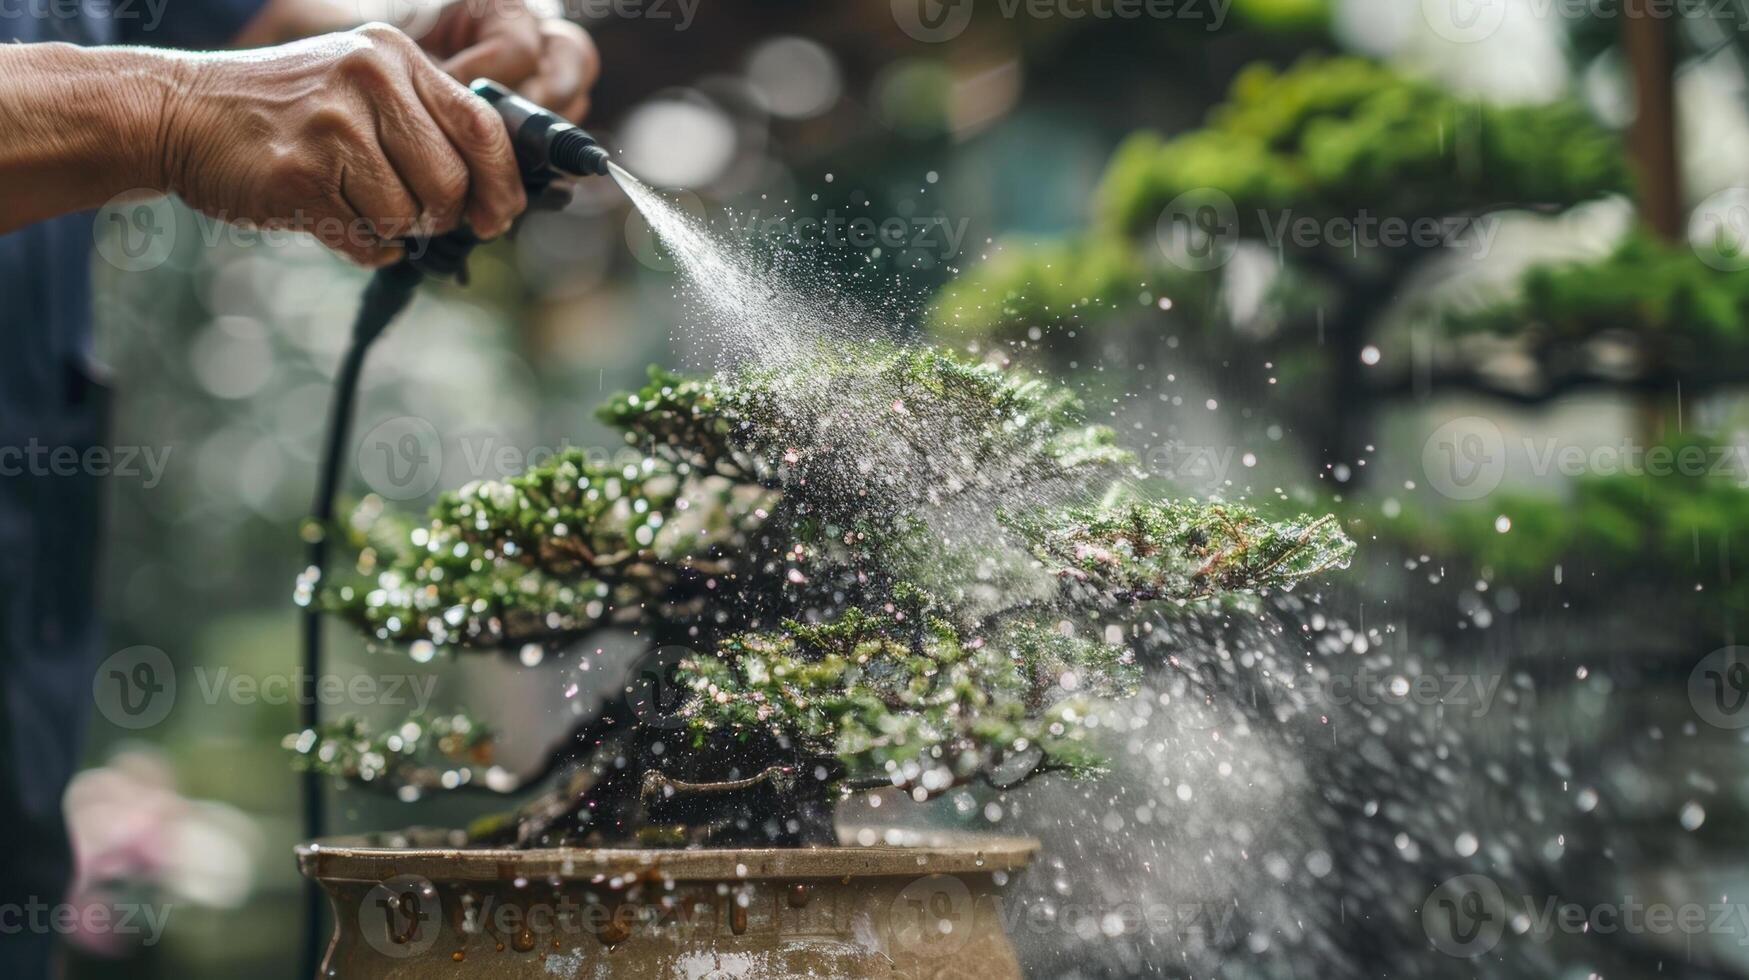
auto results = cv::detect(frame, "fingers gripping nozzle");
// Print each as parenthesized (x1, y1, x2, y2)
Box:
(402, 80, 610, 280)
(470, 79, 611, 181)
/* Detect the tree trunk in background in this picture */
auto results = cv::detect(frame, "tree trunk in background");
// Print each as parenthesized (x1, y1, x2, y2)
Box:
(1622, 2, 1686, 442)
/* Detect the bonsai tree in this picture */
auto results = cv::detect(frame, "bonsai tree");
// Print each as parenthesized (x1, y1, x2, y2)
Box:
(290, 344, 1353, 848)
(930, 56, 1632, 473)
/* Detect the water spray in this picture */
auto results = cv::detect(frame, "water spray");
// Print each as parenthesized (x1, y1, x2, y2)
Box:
(299, 78, 613, 975)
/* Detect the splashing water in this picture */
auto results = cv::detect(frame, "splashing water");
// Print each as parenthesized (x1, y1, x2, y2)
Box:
(607, 165, 1566, 977)
(609, 162, 907, 370)
(611, 162, 1104, 609)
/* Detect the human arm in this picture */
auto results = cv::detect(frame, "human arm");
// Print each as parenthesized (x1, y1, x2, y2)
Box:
(0, 24, 528, 262)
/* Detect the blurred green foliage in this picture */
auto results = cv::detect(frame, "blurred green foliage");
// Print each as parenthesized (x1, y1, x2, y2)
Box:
(1096, 57, 1630, 234)
(931, 57, 1631, 342)
(1372, 434, 1749, 623)
(1448, 231, 1749, 357)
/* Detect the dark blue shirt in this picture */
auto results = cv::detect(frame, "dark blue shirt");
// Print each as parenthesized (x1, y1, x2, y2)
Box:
(0, 2, 266, 974)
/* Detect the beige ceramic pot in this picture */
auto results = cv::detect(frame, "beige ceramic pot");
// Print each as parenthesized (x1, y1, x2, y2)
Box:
(297, 826, 1037, 979)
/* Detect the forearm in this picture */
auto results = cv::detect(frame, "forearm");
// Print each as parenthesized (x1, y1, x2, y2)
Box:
(0, 44, 185, 233)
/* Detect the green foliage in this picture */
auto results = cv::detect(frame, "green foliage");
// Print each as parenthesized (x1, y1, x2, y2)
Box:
(601, 346, 1132, 522)
(1369, 435, 1749, 620)
(1018, 500, 1356, 602)
(316, 344, 1353, 804)
(1231, 0, 1329, 31)
(677, 611, 1134, 791)
(928, 235, 1192, 341)
(285, 711, 491, 790)
(1446, 232, 1749, 355)
(327, 450, 677, 649)
(929, 57, 1627, 342)
(1097, 57, 1629, 235)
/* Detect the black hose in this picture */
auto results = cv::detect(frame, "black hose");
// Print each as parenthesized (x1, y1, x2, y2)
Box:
(291, 87, 600, 972)
(298, 259, 424, 977)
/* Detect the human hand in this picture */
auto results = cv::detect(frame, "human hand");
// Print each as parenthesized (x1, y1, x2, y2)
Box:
(161, 23, 528, 266)
(417, 0, 599, 122)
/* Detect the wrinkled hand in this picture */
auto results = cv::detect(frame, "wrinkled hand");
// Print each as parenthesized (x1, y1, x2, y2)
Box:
(163, 23, 528, 266)
(418, 0, 599, 122)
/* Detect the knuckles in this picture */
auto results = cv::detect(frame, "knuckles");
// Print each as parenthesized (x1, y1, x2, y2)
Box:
(335, 25, 415, 89)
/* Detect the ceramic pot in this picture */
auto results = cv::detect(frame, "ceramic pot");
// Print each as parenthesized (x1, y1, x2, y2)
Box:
(296, 826, 1037, 978)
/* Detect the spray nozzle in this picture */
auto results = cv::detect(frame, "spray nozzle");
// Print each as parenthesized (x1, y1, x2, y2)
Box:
(470, 79, 611, 181)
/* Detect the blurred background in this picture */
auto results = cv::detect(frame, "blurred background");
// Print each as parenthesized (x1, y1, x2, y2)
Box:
(65, 0, 1749, 976)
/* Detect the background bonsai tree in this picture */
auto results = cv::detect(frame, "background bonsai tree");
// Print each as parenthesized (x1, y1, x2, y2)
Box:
(931, 56, 1633, 473)
(290, 344, 1353, 848)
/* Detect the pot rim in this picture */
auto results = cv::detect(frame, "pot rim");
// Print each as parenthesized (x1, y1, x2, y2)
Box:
(297, 826, 1038, 883)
